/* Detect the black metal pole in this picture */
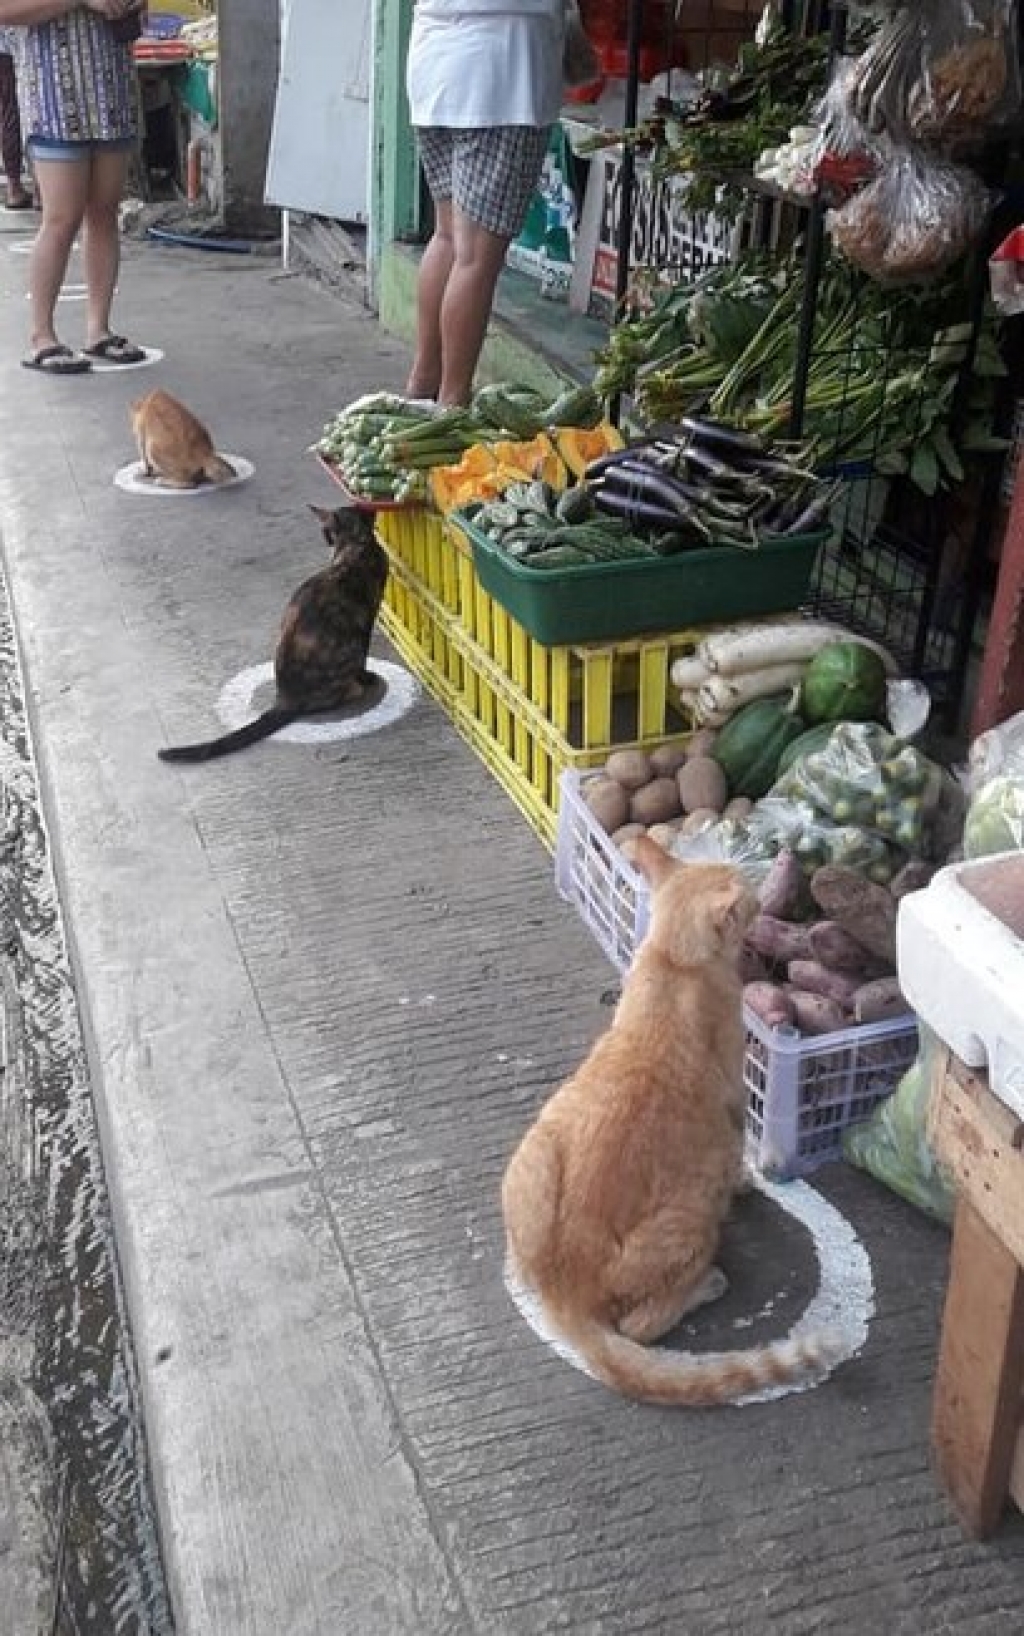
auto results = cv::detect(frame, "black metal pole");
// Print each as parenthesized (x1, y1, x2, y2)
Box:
(787, 0, 847, 440)
(610, 0, 644, 424)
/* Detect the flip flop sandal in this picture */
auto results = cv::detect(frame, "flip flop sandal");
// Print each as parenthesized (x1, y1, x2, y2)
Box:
(84, 334, 146, 364)
(4, 195, 34, 211)
(21, 344, 92, 375)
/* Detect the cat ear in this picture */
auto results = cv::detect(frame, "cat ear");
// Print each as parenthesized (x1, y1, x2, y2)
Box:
(627, 833, 677, 889)
(711, 874, 752, 935)
(308, 504, 332, 522)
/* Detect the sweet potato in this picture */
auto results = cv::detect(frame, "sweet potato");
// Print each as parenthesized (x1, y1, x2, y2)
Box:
(739, 947, 772, 984)
(743, 981, 794, 1029)
(889, 858, 936, 901)
(787, 989, 847, 1035)
(852, 976, 908, 1024)
(807, 919, 890, 976)
(757, 849, 806, 920)
(745, 914, 813, 964)
(809, 865, 898, 965)
(787, 959, 860, 1007)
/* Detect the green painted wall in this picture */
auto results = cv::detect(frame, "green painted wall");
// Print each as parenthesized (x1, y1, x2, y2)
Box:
(370, 0, 421, 301)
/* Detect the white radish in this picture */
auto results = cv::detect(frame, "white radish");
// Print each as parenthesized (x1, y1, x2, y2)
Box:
(697, 662, 806, 716)
(698, 620, 896, 678)
(670, 654, 712, 690)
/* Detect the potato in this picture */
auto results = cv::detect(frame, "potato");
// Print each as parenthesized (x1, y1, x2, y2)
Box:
(630, 776, 682, 826)
(684, 727, 719, 760)
(680, 807, 720, 837)
(604, 749, 653, 791)
(582, 776, 630, 835)
(612, 822, 648, 848)
(649, 742, 690, 779)
(676, 755, 728, 816)
(723, 797, 754, 821)
(787, 989, 847, 1036)
(744, 981, 794, 1029)
(852, 976, 908, 1024)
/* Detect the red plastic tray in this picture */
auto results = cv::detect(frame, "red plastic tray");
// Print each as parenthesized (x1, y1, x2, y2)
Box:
(316, 453, 420, 513)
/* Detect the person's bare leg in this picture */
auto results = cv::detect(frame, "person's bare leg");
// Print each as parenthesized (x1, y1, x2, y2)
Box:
(28, 155, 89, 353)
(436, 208, 510, 407)
(83, 146, 129, 348)
(405, 198, 453, 399)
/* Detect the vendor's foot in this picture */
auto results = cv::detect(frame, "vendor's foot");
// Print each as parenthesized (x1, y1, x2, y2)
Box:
(83, 334, 146, 365)
(22, 344, 91, 375)
(5, 186, 33, 211)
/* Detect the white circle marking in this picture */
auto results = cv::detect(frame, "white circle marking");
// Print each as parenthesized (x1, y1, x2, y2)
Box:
(89, 346, 164, 373)
(506, 1172, 874, 1405)
(214, 659, 419, 744)
(113, 456, 253, 495)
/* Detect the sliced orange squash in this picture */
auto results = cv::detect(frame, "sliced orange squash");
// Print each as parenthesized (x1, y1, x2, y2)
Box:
(555, 421, 625, 479)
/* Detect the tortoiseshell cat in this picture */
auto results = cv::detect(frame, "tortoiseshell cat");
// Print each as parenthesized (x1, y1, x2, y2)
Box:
(158, 505, 388, 762)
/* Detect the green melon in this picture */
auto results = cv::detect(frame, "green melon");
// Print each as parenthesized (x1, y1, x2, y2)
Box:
(712, 694, 806, 799)
(800, 641, 888, 724)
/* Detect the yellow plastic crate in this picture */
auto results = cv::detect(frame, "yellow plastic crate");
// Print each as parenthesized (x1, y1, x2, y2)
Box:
(376, 510, 698, 850)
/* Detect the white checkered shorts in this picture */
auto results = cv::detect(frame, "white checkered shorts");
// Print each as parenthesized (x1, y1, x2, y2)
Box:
(415, 125, 551, 239)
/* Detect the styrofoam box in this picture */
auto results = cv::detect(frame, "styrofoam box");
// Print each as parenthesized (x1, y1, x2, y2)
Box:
(898, 852, 1024, 1119)
(557, 769, 919, 1179)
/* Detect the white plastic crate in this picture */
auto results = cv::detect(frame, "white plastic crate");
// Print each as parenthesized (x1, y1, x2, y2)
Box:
(556, 769, 919, 1179)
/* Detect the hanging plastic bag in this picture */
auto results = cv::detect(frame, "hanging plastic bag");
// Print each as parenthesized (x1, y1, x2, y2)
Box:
(847, 7, 926, 139)
(961, 705, 1024, 857)
(843, 1023, 956, 1225)
(828, 146, 991, 284)
(907, 0, 1021, 145)
(810, 57, 880, 206)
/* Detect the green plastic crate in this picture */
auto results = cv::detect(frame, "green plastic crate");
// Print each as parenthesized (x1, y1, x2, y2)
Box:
(451, 513, 828, 646)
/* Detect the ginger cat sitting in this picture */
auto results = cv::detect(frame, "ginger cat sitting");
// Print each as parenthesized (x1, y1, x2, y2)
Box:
(502, 837, 841, 1406)
(131, 389, 237, 488)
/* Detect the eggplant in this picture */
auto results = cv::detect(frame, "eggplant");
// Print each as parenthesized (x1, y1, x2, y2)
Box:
(583, 443, 657, 479)
(594, 461, 705, 518)
(592, 488, 694, 532)
(680, 416, 766, 455)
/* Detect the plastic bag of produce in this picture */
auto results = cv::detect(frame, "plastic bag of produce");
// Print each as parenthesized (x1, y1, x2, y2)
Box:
(843, 1024, 955, 1225)
(810, 57, 880, 205)
(989, 227, 1024, 317)
(907, 0, 1021, 145)
(962, 706, 1024, 857)
(769, 721, 962, 862)
(828, 146, 991, 284)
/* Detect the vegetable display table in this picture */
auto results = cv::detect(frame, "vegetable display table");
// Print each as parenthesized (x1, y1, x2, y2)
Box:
(928, 1049, 1024, 1538)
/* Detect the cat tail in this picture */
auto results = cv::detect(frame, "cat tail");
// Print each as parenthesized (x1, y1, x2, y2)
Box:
(558, 1312, 845, 1408)
(158, 705, 299, 763)
(202, 453, 237, 484)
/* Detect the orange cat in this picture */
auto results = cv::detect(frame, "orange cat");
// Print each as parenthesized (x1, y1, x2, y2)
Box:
(502, 837, 841, 1406)
(131, 389, 236, 488)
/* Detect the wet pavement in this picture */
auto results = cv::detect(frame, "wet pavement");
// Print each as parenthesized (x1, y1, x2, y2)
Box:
(1, 214, 1024, 1635)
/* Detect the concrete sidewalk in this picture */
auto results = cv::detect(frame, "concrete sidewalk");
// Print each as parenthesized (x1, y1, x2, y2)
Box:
(1, 220, 1023, 1636)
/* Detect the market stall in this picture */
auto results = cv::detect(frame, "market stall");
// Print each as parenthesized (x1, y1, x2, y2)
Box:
(133, 2, 219, 203)
(312, 3, 1024, 1412)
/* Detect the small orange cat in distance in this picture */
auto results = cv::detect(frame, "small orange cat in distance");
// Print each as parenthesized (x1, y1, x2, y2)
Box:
(131, 389, 236, 488)
(502, 836, 842, 1406)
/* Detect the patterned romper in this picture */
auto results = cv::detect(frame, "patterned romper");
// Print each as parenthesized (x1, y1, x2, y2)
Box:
(13, 9, 137, 153)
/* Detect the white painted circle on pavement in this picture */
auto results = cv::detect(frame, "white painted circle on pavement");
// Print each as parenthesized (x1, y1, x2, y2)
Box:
(506, 1172, 873, 1405)
(89, 346, 164, 373)
(215, 659, 419, 743)
(113, 455, 253, 494)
